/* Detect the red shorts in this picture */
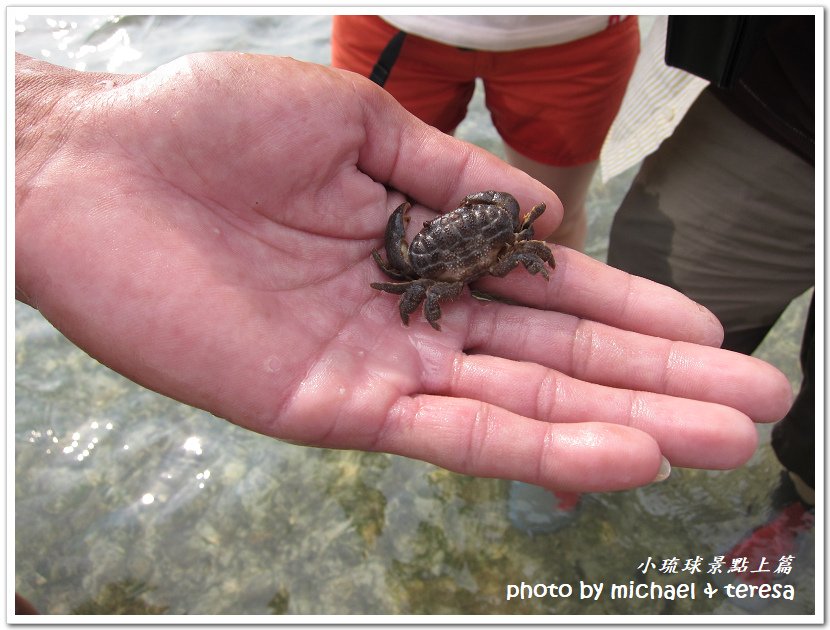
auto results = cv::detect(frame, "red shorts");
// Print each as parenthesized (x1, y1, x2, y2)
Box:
(332, 15, 640, 166)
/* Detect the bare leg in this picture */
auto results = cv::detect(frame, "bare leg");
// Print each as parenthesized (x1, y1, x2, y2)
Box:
(503, 144, 596, 251)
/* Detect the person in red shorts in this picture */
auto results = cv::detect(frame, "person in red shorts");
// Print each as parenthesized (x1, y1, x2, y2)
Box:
(331, 15, 640, 251)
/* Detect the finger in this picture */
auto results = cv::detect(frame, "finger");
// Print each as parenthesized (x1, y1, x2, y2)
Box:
(441, 353, 759, 469)
(352, 77, 563, 236)
(378, 394, 664, 492)
(460, 300, 793, 424)
(475, 246, 725, 346)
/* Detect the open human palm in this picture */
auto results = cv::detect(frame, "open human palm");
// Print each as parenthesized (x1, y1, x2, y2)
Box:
(16, 52, 793, 491)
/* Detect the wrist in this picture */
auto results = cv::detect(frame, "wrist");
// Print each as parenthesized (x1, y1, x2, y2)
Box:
(16, 54, 79, 183)
(14, 54, 141, 306)
(15, 54, 117, 190)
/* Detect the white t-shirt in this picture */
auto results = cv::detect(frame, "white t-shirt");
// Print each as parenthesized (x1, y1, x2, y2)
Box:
(380, 15, 628, 52)
(599, 16, 709, 182)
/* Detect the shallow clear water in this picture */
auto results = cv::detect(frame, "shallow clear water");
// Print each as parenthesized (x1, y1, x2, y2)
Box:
(14, 13, 815, 616)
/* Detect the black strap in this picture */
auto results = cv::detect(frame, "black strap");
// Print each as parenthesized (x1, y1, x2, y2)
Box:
(369, 30, 407, 87)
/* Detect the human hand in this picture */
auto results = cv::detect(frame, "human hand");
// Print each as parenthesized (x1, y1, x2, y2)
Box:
(15, 52, 793, 492)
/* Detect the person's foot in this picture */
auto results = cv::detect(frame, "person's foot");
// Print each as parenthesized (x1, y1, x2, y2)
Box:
(713, 494, 813, 612)
(723, 501, 813, 584)
(507, 482, 583, 534)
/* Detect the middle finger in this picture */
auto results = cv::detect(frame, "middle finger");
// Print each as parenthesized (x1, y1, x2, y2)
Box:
(459, 301, 793, 424)
(439, 351, 759, 469)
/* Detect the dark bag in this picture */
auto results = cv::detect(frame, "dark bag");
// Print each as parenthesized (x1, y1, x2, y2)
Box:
(664, 16, 766, 88)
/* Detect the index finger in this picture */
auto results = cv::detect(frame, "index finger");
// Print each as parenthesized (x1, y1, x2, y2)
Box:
(475, 246, 726, 347)
(353, 76, 563, 236)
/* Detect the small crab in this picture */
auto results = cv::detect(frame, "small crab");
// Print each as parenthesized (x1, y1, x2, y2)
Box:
(370, 190, 555, 330)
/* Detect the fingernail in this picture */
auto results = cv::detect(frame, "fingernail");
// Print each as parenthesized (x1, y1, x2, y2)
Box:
(652, 456, 672, 483)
